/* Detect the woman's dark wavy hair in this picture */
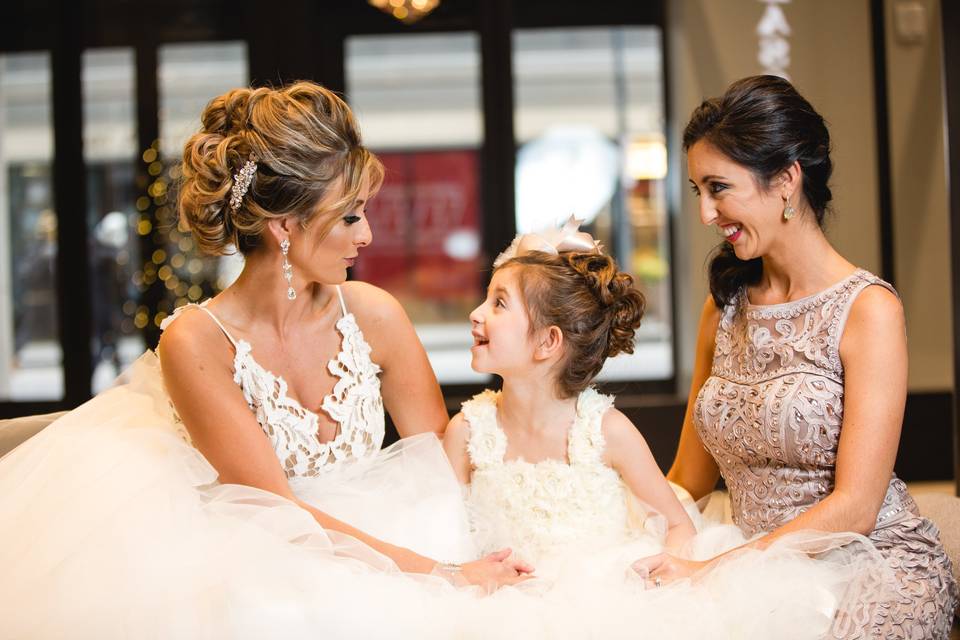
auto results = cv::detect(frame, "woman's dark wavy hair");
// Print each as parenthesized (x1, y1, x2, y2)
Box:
(683, 75, 833, 308)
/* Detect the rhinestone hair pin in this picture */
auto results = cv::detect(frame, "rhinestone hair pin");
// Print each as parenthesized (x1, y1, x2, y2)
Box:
(229, 153, 257, 212)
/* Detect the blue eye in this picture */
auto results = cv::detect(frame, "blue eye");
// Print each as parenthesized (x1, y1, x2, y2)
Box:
(344, 215, 361, 225)
(709, 182, 728, 194)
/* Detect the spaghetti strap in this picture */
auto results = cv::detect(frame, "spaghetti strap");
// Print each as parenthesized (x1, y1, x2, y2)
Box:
(335, 285, 348, 316)
(198, 307, 240, 348)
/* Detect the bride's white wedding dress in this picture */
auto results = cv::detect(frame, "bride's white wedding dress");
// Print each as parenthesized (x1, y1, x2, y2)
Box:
(0, 286, 891, 639)
(0, 287, 480, 639)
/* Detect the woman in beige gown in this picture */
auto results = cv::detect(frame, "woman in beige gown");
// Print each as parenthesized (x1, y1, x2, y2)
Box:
(636, 75, 958, 639)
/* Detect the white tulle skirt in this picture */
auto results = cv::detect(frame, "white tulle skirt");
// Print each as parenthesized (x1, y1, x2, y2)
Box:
(0, 352, 891, 639)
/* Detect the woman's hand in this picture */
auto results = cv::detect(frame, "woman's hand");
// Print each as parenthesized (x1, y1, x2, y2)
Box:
(631, 552, 708, 588)
(459, 548, 535, 592)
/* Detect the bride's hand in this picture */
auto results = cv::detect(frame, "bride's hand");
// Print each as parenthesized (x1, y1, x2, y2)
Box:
(631, 552, 708, 588)
(460, 548, 535, 592)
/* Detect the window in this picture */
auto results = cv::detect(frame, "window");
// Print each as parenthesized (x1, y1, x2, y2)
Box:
(83, 48, 143, 392)
(346, 33, 486, 383)
(151, 42, 249, 322)
(0, 52, 61, 400)
(513, 27, 672, 380)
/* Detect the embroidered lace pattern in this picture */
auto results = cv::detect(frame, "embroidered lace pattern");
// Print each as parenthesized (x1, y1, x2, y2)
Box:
(694, 269, 957, 639)
(160, 290, 385, 478)
(463, 387, 634, 564)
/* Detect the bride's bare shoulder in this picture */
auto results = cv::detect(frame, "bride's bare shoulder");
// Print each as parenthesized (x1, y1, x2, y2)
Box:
(157, 306, 234, 373)
(339, 281, 411, 327)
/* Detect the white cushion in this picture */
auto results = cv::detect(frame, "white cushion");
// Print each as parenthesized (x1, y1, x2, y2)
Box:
(0, 411, 67, 458)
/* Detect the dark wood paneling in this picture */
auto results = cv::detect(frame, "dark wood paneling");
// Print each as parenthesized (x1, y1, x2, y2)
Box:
(383, 390, 954, 483)
(895, 391, 954, 483)
(52, 0, 93, 404)
(478, 0, 517, 274)
(246, 0, 326, 87)
(0, 401, 71, 419)
(942, 0, 960, 496)
(0, 0, 56, 51)
(513, 0, 663, 28)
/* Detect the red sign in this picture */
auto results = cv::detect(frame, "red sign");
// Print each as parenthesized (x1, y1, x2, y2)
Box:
(354, 150, 483, 318)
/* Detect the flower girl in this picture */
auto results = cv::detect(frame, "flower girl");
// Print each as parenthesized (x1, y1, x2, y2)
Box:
(444, 217, 696, 572)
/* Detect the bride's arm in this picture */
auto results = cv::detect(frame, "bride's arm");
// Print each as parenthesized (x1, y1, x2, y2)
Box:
(158, 311, 521, 585)
(604, 410, 696, 551)
(343, 282, 449, 438)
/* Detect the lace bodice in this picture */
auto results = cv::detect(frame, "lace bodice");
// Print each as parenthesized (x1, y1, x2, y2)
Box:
(463, 388, 634, 563)
(160, 286, 385, 478)
(694, 269, 917, 537)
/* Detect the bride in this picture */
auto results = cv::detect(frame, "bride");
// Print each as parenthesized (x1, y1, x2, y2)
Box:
(0, 81, 530, 639)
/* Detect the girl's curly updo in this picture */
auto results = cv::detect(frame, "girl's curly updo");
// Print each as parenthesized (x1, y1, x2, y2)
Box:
(178, 81, 383, 255)
(499, 251, 646, 398)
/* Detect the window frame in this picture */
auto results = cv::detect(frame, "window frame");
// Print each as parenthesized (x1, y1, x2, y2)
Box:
(0, 0, 673, 419)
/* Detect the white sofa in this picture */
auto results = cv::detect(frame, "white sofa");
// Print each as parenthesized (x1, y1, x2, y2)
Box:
(0, 411, 67, 458)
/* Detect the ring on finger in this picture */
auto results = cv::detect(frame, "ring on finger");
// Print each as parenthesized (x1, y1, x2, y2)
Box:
(654, 576, 662, 588)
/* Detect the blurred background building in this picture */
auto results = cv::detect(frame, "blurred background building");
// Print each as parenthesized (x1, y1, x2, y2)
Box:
(0, 0, 957, 490)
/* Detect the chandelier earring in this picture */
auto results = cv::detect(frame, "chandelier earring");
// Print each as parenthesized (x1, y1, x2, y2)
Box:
(782, 196, 796, 221)
(280, 238, 296, 300)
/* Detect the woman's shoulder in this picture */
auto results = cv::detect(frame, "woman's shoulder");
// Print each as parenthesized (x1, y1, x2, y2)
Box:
(849, 269, 899, 300)
(339, 281, 410, 326)
(841, 276, 904, 338)
(157, 304, 234, 370)
(158, 304, 220, 351)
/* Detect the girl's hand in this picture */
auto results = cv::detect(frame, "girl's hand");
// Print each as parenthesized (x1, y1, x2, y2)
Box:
(631, 552, 708, 588)
(460, 548, 535, 592)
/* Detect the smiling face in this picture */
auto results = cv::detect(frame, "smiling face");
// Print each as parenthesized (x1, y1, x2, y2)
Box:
(468, 266, 539, 376)
(286, 175, 374, 286)
(687, 140, 789, 261)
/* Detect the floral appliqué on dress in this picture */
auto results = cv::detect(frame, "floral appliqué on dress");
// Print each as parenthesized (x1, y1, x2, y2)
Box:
(463, 387, 637, 564)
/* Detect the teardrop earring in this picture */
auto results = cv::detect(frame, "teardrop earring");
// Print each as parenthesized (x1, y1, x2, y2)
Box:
(280, 238, 296, 300)
(783, 197, 796, 221)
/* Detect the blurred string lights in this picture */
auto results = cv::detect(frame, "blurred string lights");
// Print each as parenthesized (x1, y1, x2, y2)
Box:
(367, 0, 440, 24)
(126, 140, 214, 332)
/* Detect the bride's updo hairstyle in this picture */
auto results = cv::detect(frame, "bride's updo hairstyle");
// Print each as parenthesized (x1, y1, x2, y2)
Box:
(178, 81, 383, 255)
(683, 75, 833, 307)
(499, 251, 645, 398)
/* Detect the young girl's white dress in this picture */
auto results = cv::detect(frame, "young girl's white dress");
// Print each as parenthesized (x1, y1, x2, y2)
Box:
(459, 386, 895, 639)
(0, 287, 892, 639)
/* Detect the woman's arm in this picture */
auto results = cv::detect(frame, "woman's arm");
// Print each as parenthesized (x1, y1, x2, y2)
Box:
(666, 296, 722, 501)
(605, 409, 696, 551)
(442, 412, 473, 485)
(637, 286, 908, 582)
(159, 310, 526, 587)
(344, 282, 449, 438)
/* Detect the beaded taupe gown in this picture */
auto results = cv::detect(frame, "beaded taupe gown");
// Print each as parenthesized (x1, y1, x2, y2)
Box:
(694, 269, 958, 639)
